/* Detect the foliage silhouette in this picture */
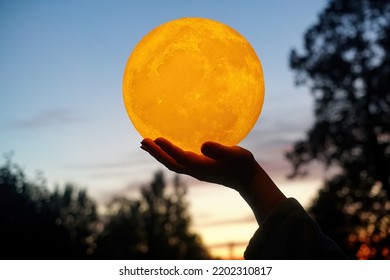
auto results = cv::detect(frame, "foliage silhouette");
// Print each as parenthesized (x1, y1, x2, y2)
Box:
(288, 0, 390, 259)
(94, 171, 210, 259)
(0, 156, 209, 259)
(0, 155, 97, 259)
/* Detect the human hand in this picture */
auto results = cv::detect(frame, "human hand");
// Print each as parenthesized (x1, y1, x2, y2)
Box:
(140, 137, 286, 223)
(140, 138, 259, 193)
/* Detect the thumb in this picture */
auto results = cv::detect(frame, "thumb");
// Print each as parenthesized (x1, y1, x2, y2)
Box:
(201, 141, 253, 162)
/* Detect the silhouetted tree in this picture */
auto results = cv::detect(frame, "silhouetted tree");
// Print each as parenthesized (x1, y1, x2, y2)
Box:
(288, 0, 390, 259)
(48, 184, 98, 257)
(0, 155, 97, 259)
(94, 171, 210, 259)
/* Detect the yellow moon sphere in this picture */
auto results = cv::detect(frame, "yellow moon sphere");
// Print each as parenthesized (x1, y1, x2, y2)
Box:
(123, 17, 264, 153)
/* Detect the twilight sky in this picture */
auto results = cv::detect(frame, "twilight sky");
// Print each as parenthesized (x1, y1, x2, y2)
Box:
(0, 0, 330, 258)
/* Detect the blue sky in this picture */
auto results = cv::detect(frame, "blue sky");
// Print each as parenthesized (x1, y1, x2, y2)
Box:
(0, 0, 329, 257)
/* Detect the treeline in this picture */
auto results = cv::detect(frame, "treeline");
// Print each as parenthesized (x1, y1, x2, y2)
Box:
(0, 156, 209, 260)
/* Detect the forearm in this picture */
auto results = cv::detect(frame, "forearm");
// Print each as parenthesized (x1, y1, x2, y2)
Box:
(239, 163, 286, 225)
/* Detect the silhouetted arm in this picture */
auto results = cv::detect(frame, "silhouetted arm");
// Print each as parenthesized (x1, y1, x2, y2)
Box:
(140, 138, 346, 259)
(140, 137, 286, 225)
(244, 197, 347, 259)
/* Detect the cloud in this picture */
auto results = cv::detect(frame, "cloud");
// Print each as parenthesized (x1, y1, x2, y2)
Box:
(12, 108, 85, 129)
(196, 215, 256, 228)
(247, 118, 310, 146)
(236, 115, 316, 179)
(62, 150, 158, 184)
(65, 160, 134, 171)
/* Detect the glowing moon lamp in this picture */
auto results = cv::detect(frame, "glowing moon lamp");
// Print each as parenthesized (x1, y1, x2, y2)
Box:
(123, 17, 265, 153)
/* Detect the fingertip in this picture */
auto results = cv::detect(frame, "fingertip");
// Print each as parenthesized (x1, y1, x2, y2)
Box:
(154, 138, 184, 153)
(201, 141, 253, 162)
(154, 137, 170, 145)
(201, 141, 219, 153)
(141, 138, 153, 145)
(200, 141, 232, 160)
(154, 137, 165, 142)
(140, 145, 147, 152)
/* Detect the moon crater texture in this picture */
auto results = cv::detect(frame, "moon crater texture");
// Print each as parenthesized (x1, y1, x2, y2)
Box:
(123, 17, 264, 153)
